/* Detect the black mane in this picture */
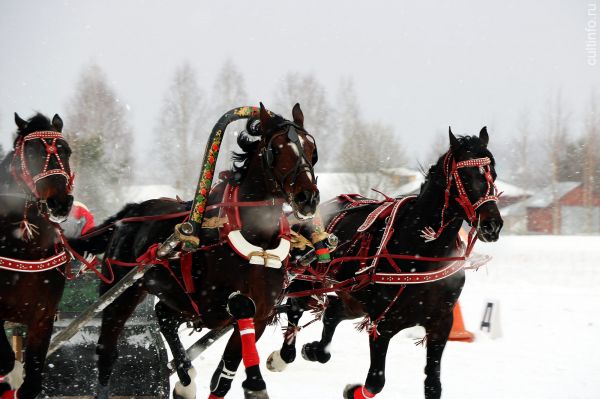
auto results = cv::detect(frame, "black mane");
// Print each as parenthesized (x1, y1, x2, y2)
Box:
(231, 113, 289, 182)
(419, 135, 495, 195)
(14, 113, 53, 145)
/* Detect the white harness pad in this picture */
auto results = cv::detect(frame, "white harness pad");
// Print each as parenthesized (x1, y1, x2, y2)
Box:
(227, 230, 291, 269)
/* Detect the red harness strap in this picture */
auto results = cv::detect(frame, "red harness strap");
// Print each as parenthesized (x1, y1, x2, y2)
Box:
(0, 251, 69, 272)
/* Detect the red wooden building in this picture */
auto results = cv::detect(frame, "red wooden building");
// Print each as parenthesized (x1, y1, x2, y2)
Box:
(525, 182, 600, 234)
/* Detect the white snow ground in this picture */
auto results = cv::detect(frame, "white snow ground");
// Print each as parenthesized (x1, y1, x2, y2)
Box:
(171, 235, 600, 399)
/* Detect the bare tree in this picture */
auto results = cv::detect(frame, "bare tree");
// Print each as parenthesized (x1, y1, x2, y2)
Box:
(334, 78, 406, 196)
(582, 91, 600, 232)
(512, 108, 532, 188)
(543, 91, 571, 234)
(339, 119, 406, 196)
(65, 64, 134, 219)
(211, 59, 249, 173)
(273, 72, 334, 170)
(154, 62, 208, 197)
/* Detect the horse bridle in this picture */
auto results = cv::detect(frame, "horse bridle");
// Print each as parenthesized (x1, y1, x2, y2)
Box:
(261, 121, 317, 198)
(442, 150, 499, 225)
(10, 131, 74, 201)
(422, 151, 499, 242)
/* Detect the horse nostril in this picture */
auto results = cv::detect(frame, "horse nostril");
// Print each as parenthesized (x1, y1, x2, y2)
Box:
(481, 219, 502, 235)
(47, 197, 57, 209)
(294, 191, 309, 205)
(311, 191, 320, 207)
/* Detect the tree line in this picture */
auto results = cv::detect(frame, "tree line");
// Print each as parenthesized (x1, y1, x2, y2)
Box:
(58, 61, 407, 219)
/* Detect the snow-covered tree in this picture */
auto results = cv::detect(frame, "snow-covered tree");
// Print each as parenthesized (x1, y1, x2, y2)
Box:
(154, 62, 208, 197)
(273, 72, 334, 170)
(211, 59, 249, 173)
(65, 64, 134, 219)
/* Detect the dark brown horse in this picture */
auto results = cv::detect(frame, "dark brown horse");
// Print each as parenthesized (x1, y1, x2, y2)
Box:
(71, 104, 319, 399)
(268, 128, 503, 399)
(0, 113, 74, 399)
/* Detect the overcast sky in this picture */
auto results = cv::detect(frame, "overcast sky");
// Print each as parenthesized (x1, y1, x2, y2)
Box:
(1, 0, 598, 167)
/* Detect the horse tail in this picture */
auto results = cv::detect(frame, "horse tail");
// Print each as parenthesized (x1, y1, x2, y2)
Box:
(67, 203, 141, 255)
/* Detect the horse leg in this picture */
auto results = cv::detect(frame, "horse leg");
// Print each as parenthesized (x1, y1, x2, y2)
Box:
(96, 283, 146, 399)
(154, 301, 196, 399)
(343, 335, 391, 399)
(423, 310, 453, 399)
(266, 296, 308, 372)
(301, 296, 346, 363)
(0, 320, 16, 396)
(225, 292, 268, 399)
(208, 329, 242, 399)
(5, 316, 54, 399)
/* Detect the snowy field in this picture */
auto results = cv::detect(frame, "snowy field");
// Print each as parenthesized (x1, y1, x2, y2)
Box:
(172, 236, 600, 399)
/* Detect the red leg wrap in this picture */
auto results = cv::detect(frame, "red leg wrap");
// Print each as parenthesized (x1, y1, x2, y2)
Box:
(1, 389, 18, 399)
(353, 385, 375, 399)
(237, 318, 260, 368)
(208, 394, 224, 399)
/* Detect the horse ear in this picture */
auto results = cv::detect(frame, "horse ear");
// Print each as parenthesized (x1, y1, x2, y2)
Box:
(52, 114, 64, 132)
(292, 103, 304, 127)
(259, 102, 271, 126)
(448, 126, 459, 150)
(479, 126, 489, 147)
(14, 112, 27, 132)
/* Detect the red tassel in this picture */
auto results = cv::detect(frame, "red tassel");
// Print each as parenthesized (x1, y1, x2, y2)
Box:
(237, 318, 260, 368)
(208, 394, 224, 399)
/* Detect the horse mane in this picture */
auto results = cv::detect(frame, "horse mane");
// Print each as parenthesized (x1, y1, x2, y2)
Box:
(1, 113, 56, 190)
(419, 135, 495, 196)
(230, 113, 289, 183)
(14, 113, 53, 144)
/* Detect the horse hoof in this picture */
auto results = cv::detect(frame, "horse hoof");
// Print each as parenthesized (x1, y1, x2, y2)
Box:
(301, 341, 331, 363)
(266, 350, 288, 372)
(243, 388, 269, 399)
(4, 361, 23, 390)
(173, 368, 197, 399)
(343, 384, 361, 399)
(96, 383, 110, 399)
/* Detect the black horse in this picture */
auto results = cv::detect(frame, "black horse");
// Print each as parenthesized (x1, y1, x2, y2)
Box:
(71, 104, 320, 399)
(0, 113, 74, 399)
(268, 128, 503, 399)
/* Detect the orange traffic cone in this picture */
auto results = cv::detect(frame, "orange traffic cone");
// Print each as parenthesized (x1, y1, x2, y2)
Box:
(448, 302, 475, 342)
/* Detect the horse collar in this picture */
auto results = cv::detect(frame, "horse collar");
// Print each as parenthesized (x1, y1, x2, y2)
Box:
(219, 183, 291, 269)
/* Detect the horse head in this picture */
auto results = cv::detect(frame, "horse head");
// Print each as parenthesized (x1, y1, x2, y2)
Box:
(11, 112, 74, 222)
(445, 126, 503, 242)
(242, 103, 320, 219)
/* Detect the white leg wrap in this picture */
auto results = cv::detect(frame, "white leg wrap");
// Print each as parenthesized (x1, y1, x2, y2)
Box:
(266, 350, 288, 372)
(174, 367, 197, 399)
(5, 361, 24, 389)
